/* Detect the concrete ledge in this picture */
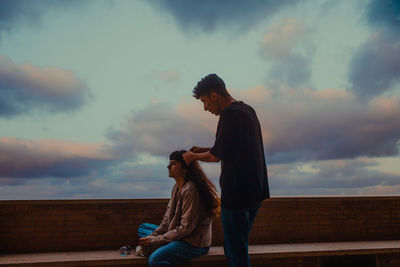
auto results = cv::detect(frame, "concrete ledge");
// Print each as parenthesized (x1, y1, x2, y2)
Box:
(2, 240, 400, 267)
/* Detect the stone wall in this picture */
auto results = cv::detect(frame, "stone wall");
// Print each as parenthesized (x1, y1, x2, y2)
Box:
(1, 197, 399, 254)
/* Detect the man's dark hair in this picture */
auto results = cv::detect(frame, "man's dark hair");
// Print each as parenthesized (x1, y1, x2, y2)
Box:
(193, 74, 229, 99)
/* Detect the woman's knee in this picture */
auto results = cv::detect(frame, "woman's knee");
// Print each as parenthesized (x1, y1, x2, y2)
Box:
(148, 248, 173, 267)
(148, 254, 154, 266)
(148, 253, 161, 267)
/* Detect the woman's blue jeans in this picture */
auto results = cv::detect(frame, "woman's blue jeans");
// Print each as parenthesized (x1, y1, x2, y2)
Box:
(138, 223, 209, 267)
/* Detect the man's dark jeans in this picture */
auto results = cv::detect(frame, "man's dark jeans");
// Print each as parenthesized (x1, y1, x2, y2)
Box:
(221, 202, 261, 267)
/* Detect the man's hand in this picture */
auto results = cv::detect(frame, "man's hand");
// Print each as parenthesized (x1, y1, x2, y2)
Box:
(182, 151, 197, 165)
(138, 236, 153, 246)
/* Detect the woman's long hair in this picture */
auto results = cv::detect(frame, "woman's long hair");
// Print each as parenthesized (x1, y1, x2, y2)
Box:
(170, 150, 220, 217)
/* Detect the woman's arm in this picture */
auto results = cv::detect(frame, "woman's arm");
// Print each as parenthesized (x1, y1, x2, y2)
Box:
(150, 202, 170, 236)
(139, 188, 175, 246)
(150, 185, 177, 236)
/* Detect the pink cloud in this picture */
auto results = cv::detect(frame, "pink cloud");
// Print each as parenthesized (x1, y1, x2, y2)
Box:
(155, 70, 180, 83)
(107, 101, 215, 157)
(237, 86, 400, 162)
(0, 55, 90, 117)
(261, 18, 309, 59)
(0, 137, 112, 178)
(107, 85, 400, 164)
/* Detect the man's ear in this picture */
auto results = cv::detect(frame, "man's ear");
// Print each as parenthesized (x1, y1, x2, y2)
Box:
(210, 92, 218, 101)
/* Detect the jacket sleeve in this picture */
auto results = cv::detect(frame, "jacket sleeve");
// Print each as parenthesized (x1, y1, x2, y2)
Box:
(150, 184, 200, 245)
(151, 186, 176, 236)
(151, 202, 170, 236)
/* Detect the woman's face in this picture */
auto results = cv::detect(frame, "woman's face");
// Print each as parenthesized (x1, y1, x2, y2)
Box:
(167, 160, 186, 178)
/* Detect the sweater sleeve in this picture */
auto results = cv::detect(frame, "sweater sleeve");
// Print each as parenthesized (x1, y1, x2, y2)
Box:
(150, 183, 200, 245)
(210, 109, 236, 161)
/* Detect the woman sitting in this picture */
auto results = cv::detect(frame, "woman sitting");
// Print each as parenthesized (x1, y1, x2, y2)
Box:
(137, 150, 219, 266)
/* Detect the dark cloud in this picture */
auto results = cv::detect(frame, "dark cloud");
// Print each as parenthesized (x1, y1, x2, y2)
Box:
(348, 0, 400, 100)
(108, 87, 400, 165)
(0, 0, 85, 40)
(260, 18, 313, 86)
(103, 159, 169, 184)
(348, 31, 400, 100)
(268, 53, 312, 86)
(0, 159, 176, 199)
(0, 55, 91, 117)
(269, 158, 400, 196)
(2, 87, 400, 198)
(0, 177, 29, 186)
(0, 138, 114, 179)
(238, 86, 400, 163)
(148, 0, 300, 33)
(106, 101, 215, 158)
(2, 155, 400, 199)
(367, 0, 400, 32)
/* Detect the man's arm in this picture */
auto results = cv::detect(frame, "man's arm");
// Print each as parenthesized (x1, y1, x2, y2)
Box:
(189, 146, 210, 153)
(183, 150, 220, 165)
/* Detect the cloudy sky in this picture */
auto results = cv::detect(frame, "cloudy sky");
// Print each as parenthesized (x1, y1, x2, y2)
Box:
(1, 0, 399, 199)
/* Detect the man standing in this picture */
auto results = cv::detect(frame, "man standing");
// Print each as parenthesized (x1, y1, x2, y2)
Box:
(183, 74, 270, 267)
